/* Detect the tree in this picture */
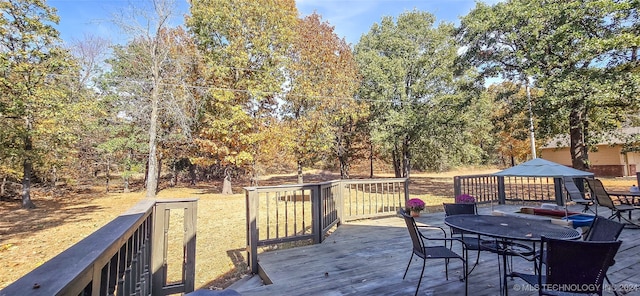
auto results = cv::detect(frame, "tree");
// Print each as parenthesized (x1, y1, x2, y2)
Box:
(109, 0, 198, 197)
(282, 13, 362, 182)
(458, 0, 640, 170)
(487, 82, 542, 166)
(188, 0, 298, 189)
(66, 34, 115, 188)
(0, 0, 76, 208)
(355, 10, 468, 176)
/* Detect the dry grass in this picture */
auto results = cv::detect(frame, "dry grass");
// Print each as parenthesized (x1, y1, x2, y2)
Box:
(0, 170, 636, 291)
(0, 188, 143, 289)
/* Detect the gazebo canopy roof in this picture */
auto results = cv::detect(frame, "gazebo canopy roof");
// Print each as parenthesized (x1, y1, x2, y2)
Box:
(493, 158, 594, 178)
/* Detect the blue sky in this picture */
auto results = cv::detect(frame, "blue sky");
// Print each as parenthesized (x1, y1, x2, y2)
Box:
(48, 0, 502, 46)
(296, 0, 502, 45)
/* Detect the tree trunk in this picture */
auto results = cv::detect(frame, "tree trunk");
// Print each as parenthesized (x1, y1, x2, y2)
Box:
(250, 161, 258, 186)
(339, 152, 349, 179)
(21, 126, 36, 209)
(105, 158, 110, 193)
(340, 161, 350, 179)
(297, 161, 304, 184)
(143, 160, 149, 188)
(156, 157, 162, 194)
(145, 84, 160, 198)
(222, 175, 233, 195)
(392, 143, 401, 178)
(1, 176, 6, 196)
(221, 167, 233, 194)
(369, 140, 374, 178)
(123, 148, 132, 193)
(50, 166, 57, 189)
(170, 161, 178, 187)
(402, 135, 411, 178)
(569, 102, 589, 170)
(189, 163, 196, 186)
(22, 158, 35, 209)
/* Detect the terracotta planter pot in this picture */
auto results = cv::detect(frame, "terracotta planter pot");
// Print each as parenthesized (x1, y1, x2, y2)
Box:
(410, 210, 421, 217)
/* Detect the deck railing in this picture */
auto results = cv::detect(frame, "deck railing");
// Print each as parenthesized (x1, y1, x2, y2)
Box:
(454, 175, 563, 205)
(244, 178, 408, 275)
(0, 198, 198, 296)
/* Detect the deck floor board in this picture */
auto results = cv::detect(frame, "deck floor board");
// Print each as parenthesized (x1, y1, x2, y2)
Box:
(234, 205, 640, 295)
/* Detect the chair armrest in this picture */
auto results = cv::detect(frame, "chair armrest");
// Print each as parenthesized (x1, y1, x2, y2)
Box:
(426, 236, 468, 247)
(504, 242, 538, 261)
(417, 225, 447, 236)
(416, 225, 446, 239)
(416, 225, 468, 248)
(612, 195, 631, 205)
(416, 225, 448, 241)
(510, 248, 539, 262)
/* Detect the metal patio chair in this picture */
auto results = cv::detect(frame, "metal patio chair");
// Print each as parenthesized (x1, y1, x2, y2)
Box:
(585, 179, 639, 227)
(539, 216, 624, 296)
(400, 210, 468, 296)
(510, 236, 622, 296)
(563, 176, 594, 213)
(585, 216, 625, 296)
(443, 203, 500, 274)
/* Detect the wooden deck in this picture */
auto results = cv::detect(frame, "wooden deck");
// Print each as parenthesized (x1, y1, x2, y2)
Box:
(232, 205, 640, 296)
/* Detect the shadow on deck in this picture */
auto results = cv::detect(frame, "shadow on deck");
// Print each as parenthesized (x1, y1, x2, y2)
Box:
(232, 205, 640, 296)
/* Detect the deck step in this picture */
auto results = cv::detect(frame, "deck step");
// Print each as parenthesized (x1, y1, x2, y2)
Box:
(228, 274, 265, 293)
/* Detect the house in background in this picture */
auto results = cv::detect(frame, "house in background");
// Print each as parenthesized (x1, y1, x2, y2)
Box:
(540, 127, 640, 177)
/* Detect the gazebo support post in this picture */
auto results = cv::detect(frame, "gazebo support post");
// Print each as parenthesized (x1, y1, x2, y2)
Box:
(554, 177, 564, 206)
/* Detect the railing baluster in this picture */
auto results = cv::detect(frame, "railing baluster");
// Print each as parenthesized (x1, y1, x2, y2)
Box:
(123, 236, 133, 296)
(285, 191, 289, 237)
(301, 190, 307, 234)
(266, 192, 271, 240)
(294, 188, 298, 235)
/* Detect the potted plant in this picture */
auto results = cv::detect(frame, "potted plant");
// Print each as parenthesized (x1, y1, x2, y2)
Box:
(406, 198, 426, 217)
(455, 194, 476, 204)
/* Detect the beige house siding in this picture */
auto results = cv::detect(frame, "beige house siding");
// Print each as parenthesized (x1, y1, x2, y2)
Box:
(590, 145, 624, 165)
(540, 147, 571, 166)
(540, 145, 638, 177)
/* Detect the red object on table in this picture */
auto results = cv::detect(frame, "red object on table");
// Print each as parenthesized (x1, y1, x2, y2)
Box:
(532, 208, 580, 217)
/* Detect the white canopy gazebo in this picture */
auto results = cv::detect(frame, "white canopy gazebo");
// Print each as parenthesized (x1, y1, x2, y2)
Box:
(493, 158, 594, 178)
(494, 158, 595, 221)
(493, 158, 593, 212)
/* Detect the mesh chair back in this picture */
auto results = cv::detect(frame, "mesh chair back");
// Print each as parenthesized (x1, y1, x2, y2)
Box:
(586, 216, 624, 242)
(443, 203, 476, 235)
(564, 177, 588, 201)
(443, 203, 477, 216)
(401, 211, 425, 257)
(542, 236, 621, 294)
(586, 179, 616, 209)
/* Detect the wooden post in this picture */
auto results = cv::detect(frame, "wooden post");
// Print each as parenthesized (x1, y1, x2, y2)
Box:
(553, 177, 564, 206)
(151, 199, 198, 295)
(498, 176, 506, 204)
(337, 181, 344, 225)
(184, 201, 197, 293)
(453, 176, 461, 198)
(245, 188, 259, 274)
(403, 178, 410, 202)
(151, 201, 166, 295)
(312, 184, 322, 244)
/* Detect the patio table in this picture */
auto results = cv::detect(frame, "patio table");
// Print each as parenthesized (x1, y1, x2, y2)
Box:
(444, 214, 581, 296)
